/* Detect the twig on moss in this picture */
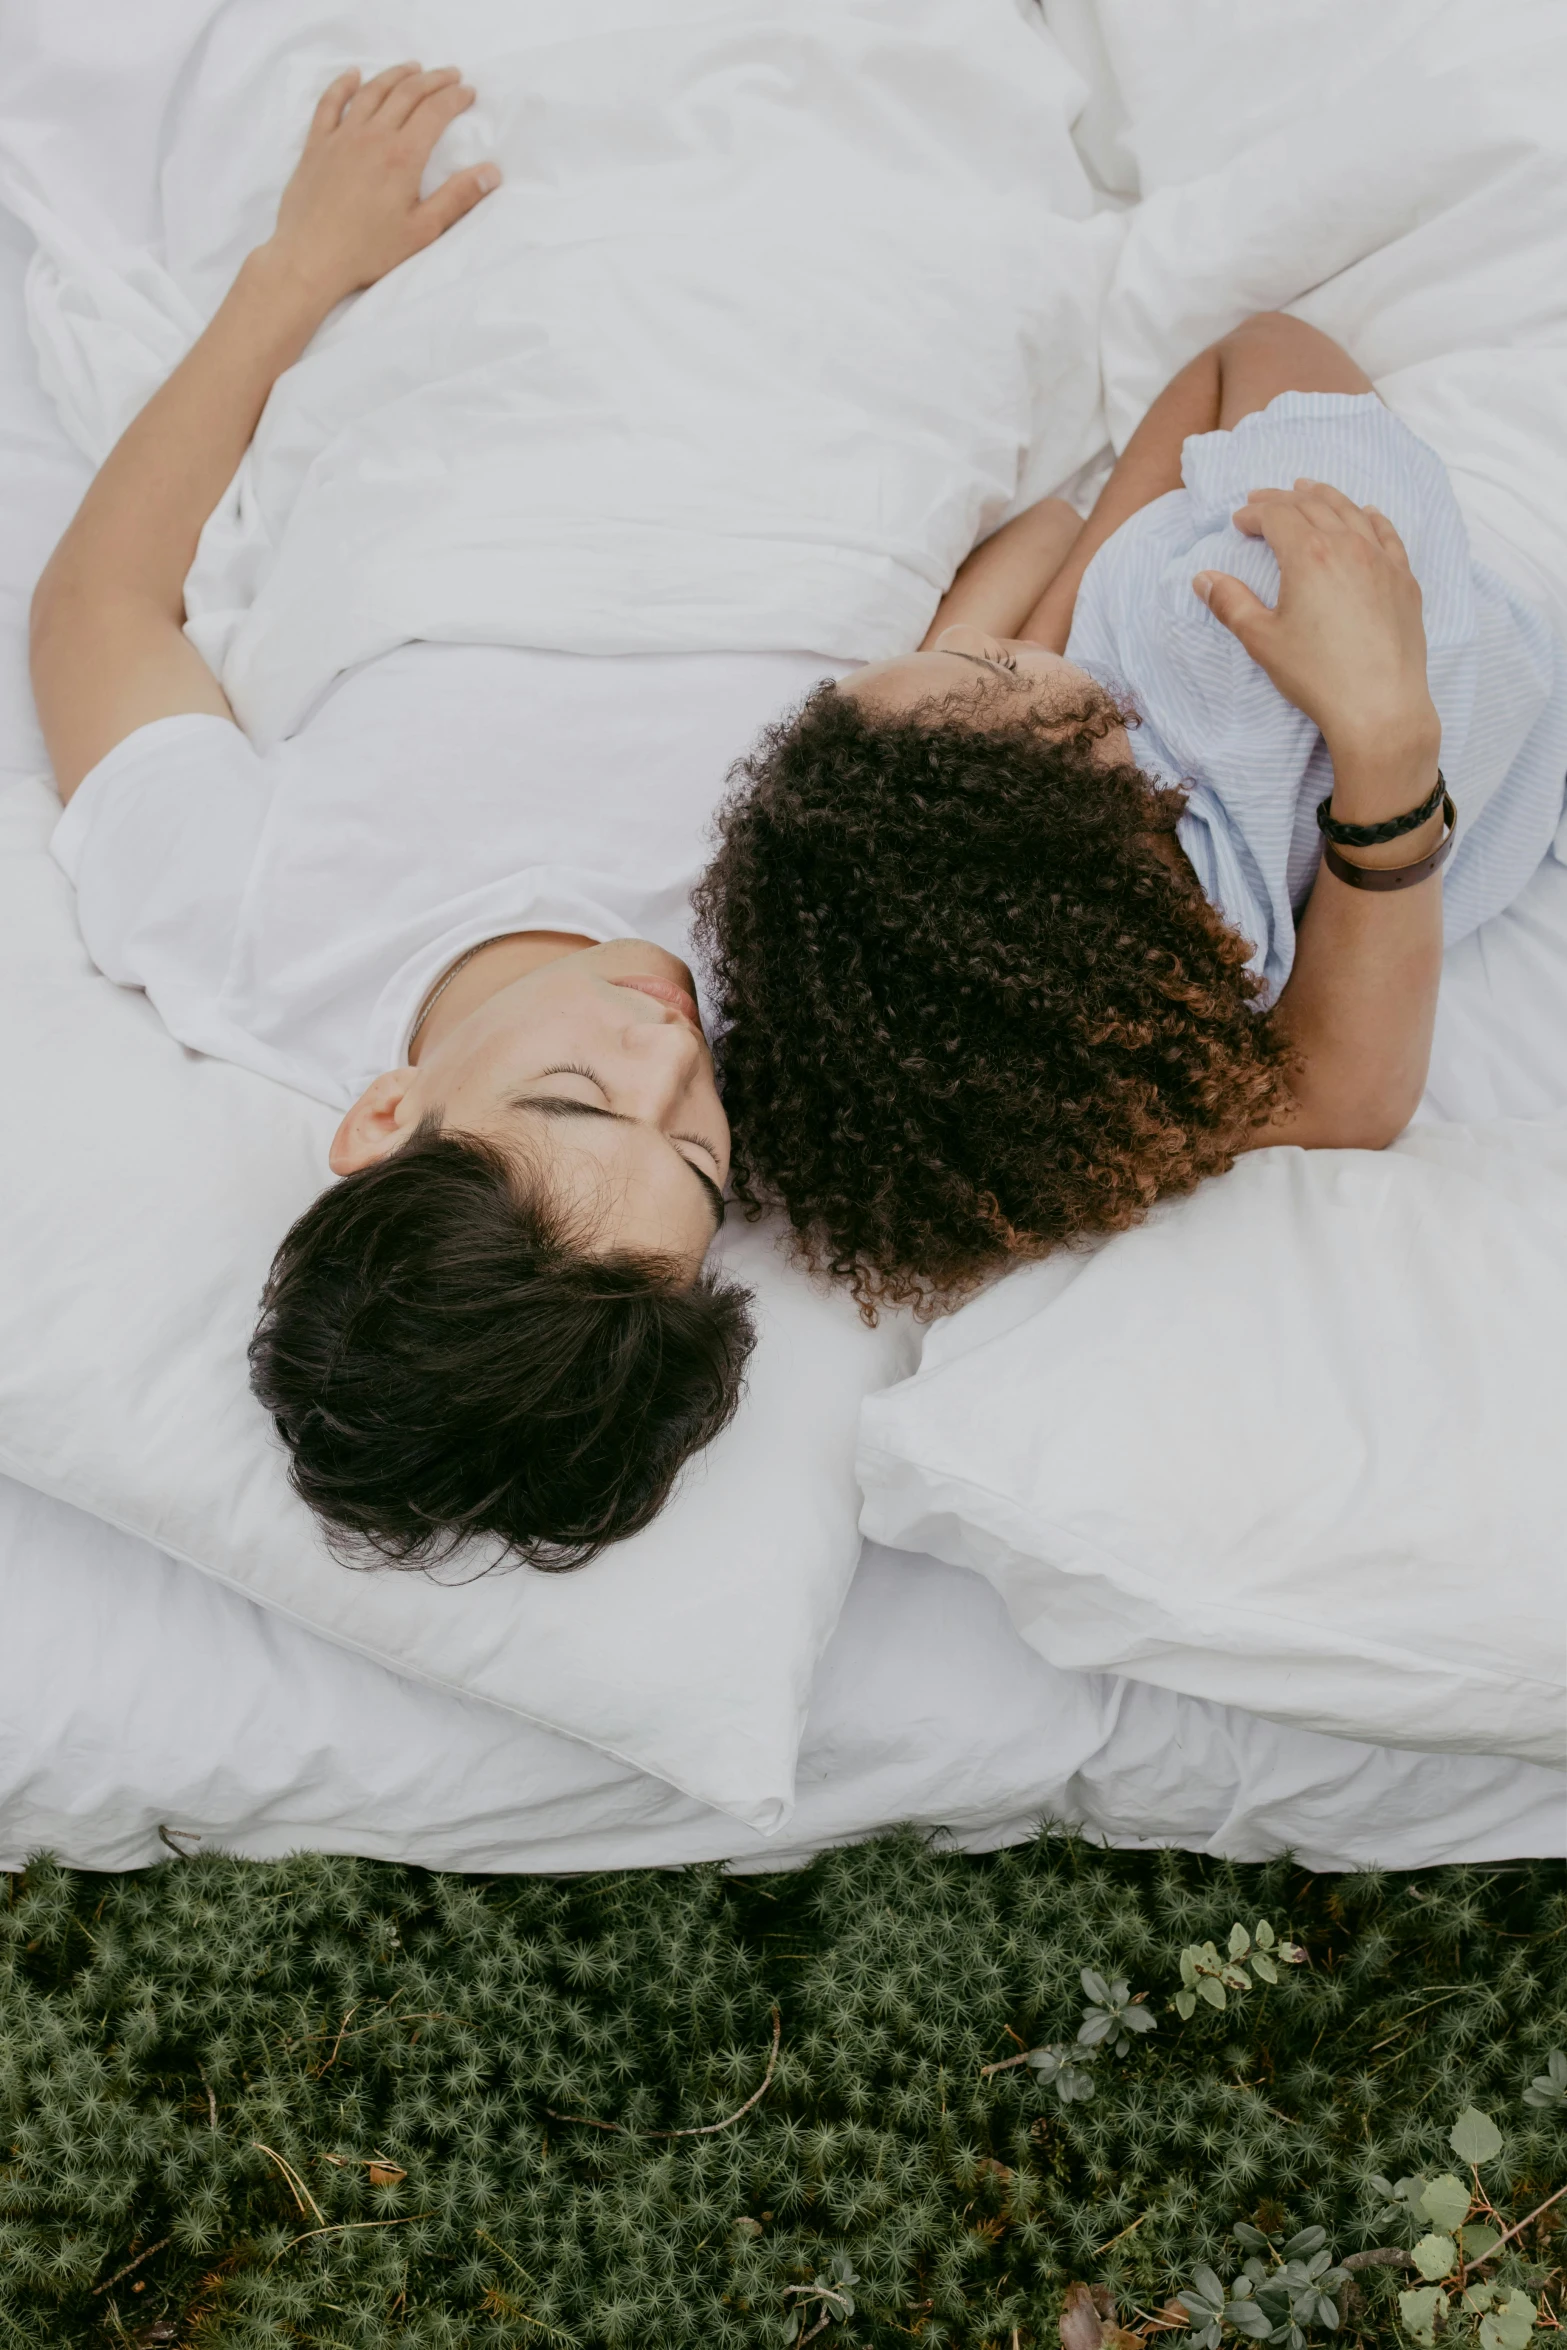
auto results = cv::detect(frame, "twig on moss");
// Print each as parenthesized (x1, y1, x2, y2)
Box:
(980, 2050, 1033, 2079)
(90, 2237, 173, 2296)
(1473, 2177, 1567, 2262)
(1342, 2249, 1417, 2273)
(545, 2007, 780, 2138)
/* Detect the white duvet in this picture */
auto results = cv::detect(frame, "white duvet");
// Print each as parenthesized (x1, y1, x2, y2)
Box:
(5, 0, 1117, 747)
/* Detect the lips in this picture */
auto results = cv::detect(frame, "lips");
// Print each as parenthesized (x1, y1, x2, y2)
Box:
(608, 974, 703, 1029)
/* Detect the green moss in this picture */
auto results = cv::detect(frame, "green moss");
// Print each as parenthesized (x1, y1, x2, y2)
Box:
(0, 1832, 1562, 2345)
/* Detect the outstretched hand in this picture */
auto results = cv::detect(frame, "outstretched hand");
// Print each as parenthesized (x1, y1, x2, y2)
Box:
(1193, 479, 1439, 763)
(266, 63, 500, 310)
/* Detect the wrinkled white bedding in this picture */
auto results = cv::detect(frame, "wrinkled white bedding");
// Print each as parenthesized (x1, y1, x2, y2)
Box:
(0, 0, 1564, 1871)
(1091, 0, 1567, 642)
(7, 0, 1118, 747)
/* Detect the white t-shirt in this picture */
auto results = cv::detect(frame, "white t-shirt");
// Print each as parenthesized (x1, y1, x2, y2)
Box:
(52, 642, 843, 1109)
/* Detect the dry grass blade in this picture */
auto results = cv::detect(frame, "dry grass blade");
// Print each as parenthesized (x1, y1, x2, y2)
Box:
(546, 2006, 781, 2138)
(250, 2142, 325, 2226)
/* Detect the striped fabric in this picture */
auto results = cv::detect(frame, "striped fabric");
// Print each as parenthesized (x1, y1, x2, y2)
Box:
(1066, 391, 1567, 1003)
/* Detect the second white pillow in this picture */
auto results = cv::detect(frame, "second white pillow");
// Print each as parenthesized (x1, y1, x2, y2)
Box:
(859, 1127, 1567, 1768)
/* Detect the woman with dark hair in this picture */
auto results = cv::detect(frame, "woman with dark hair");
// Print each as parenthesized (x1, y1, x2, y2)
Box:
(697, 313, 1567, 1310)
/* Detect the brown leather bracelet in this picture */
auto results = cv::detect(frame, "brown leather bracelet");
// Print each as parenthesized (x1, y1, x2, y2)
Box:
(1319, 793, 1457, 891)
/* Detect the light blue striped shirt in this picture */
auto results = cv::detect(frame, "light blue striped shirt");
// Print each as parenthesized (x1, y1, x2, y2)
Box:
(1066, 392, 1567, 1002)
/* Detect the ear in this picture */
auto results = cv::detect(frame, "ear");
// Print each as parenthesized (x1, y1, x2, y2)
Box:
(329, 1068, 420, 1176)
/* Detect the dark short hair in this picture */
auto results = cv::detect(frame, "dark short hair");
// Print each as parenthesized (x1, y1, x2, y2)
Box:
(249, 1119, 754, 1571)
(694, 678, 1293, 1312)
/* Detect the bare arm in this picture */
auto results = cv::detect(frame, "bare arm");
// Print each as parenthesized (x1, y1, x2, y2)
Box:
(1199, 483, 1446, 1151)
(920, 497, 1085, 648)
(1018, 312, 1373, 652)
(30, 63, 498, 800)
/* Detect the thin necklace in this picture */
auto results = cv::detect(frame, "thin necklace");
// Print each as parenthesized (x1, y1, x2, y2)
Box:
(406, 938, 498, 1054)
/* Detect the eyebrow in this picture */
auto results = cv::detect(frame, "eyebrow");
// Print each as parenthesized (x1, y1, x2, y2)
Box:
(511, 1096, 726, 1232)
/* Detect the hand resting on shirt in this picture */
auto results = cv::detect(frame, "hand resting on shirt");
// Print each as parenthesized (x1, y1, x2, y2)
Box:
(1195, 479, 1442, 788)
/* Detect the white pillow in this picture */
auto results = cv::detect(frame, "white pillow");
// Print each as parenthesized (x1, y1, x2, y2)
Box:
(0, 777, 915, 1832)
(859, 1132, 1567, 1768)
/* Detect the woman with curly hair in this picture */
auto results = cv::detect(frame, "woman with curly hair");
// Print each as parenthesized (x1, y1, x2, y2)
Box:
(696, 312, 1567, 1309)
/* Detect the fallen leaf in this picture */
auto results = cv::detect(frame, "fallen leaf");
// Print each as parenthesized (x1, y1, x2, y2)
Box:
(368, 2163, 406, 2187)
(1060, 2280, 1106, 2350)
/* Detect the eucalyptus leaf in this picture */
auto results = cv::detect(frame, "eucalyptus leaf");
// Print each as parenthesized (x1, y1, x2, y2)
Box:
(1417, 2173, 1472, 2233)
(1398, 2287, 1446, 2349)
(1255, 1920, 1275, 1948)
(1175, 1989, 1197, 2020)
(1449, 2107, 1503, 2166)
(1479, 2290, 1537, 2350)
(1198, 1977, 1227, 2011)
(1225, 2299, 1272, 2337)
(1229, 1923, 1251, 1960)
(1412, 2233, 1457, 2282)
(1523, 2050, 1567, 2110)
(1250, 1952, 1279, 1985)
(1180, 1951, 1198, 1990)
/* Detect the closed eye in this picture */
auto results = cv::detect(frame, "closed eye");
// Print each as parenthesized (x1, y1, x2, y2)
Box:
(522, 1073, 726, 1229)
(941, 646, 1019, 675)
(540, 1068, 723, 1172)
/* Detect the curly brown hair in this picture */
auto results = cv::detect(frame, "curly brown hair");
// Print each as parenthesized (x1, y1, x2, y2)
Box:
(693, 676, 1294, 1311)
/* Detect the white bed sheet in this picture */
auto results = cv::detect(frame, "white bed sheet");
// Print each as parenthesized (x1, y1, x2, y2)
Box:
(0, 52, 1563, 1875)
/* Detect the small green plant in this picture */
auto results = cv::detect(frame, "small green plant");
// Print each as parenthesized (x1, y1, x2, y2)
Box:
(1372, 2107, 1560, 2349)
(1174, 2224, 1348, 2349)
(1524, 2050, 1567, 2112)
(994, 1967, 1157, 2105)
(1077, 1968, 1160, 2056)
(1173, 1921, 1306, 2019)
(783, 2252, 858, 2342)
(1028, 2041, 1099, 2105)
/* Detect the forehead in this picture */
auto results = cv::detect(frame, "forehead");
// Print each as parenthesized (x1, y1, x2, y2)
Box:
(840, 652, 997, 714)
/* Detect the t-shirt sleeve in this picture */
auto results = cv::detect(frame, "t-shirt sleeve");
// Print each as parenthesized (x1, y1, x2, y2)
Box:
(50, 714, 273, 1053)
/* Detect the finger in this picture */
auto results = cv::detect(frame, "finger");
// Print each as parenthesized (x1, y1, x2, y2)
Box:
(1362, 503, 1413, 567)
(307, 68, 361, 144)
(414, 161, 501, 243)
(380, 63, 464, 130)
(1231, 495, 1314, 556)
(1193, 569, 1274, 648)
(402, 79, 477, 155)
(345, 60, 422, 120)
(1291, 478, 1380, 543)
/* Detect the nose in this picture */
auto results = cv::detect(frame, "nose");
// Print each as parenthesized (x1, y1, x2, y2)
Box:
(933, 622, 999, 659)
(617, 1003, 705, 1117)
